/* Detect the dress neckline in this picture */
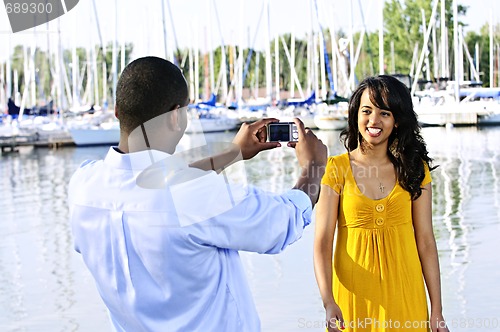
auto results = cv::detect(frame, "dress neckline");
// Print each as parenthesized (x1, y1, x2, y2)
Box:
(345, 152, 398, 201)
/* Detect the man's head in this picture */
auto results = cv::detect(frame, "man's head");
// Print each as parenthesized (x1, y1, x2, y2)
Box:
(116, 57, 189, 135)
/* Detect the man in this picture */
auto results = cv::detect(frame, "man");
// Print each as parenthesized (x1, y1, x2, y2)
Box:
(69, 56, 327, 331)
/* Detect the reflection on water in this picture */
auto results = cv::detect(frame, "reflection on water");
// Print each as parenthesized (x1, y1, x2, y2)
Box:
(422, 126, 500, 330)
(0, 147, 112, 331)
(0, 127, 498, 331)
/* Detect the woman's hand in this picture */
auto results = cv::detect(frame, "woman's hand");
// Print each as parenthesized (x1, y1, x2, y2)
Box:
(430, 312, 449, 332)
(325, 302, 345, 332)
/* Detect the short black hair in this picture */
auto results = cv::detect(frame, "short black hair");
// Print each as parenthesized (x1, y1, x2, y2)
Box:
(115, 56, 188, 134)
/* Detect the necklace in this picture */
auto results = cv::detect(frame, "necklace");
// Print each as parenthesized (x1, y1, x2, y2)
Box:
(352, 150, 387, 194)
(378, 180, 385, 193)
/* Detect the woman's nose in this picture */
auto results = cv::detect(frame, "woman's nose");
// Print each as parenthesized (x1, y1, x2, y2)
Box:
(369, 113, 381, 125)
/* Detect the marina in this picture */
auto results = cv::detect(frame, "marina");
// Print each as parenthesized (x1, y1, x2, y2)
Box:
(1, 0, 500, 330)
(0, 126, 499, 331)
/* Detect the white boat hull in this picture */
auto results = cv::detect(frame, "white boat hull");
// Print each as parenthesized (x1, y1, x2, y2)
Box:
(314, 115, 347, 130)
(69, 127, 120, 146)
(185, 117, 240, 133)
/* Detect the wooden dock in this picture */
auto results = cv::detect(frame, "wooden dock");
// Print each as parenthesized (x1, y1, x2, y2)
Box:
(0, 133, 75, 154)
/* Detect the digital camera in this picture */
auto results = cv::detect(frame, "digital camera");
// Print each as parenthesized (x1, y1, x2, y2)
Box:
(267, 122, 299, 142)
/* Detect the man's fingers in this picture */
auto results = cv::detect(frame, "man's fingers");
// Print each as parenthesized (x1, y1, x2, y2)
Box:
(260, 142, 281, 150)
(248, 118, 279, 133)
(292, 117, 307, 139)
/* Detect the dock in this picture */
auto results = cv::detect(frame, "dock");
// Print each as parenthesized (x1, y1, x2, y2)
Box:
(0, 133, 75, 154)
(415, 101, 500, 126)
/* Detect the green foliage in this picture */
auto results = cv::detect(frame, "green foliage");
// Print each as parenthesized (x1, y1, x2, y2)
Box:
(464, 23, 500, 87)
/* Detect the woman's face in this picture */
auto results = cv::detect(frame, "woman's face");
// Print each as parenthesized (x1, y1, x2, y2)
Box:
(357, 88, 396, 148)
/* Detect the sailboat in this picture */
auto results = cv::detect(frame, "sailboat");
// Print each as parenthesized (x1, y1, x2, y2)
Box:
(266, 91, 319, 129)
(412, 0, 500, 127)
(67, 110, 120, 146)
(313, 97, 348, 130)
(185, 94, 241, 134)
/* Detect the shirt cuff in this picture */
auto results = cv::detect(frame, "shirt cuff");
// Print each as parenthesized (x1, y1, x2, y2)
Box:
(282, 189, 313, 228)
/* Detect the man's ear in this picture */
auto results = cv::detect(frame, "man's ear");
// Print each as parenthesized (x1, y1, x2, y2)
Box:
(167, 106, 182, 131)
(114, 107, 119, 119)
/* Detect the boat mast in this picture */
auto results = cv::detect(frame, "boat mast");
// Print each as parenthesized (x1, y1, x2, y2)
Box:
(290, 30, 295, 98)
(30, 31, 37, 109)
(348, 0, 355, 91)
(440, 0, 447, 78)
(490, 13, 494, 87)
(112, 0, 118, 107)
(274, 33, 280, 102)
(421, 9, 431, 81)
(72, 21, 79, 108)
(207, 0, 215, 94)
(452, 0, 459, 101)
(92, 0, 108, 108)
(237, 0, 244, 105)
(56, 17, 65, 111)
(265, 0, 272, 102)
(255, 52, 260, 99)
(432, 15, 439, 79)
(0, 60, 5, 111)
(475, 43, 480, 81)
(410, 0, 439, 95)
(6, 35, 12, 101)
(194, 25, 200, 103)
(379, 0, 384, 74)
(161, 0, 168, 59)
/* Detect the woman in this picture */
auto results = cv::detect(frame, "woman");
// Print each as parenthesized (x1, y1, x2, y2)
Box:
(314, 75, 448, 332)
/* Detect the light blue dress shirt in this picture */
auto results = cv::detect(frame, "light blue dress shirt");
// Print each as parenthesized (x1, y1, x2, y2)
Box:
(69, 147, 312, 331)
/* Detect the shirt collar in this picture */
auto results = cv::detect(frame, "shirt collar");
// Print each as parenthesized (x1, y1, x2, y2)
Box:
(104, 147, 187, 171)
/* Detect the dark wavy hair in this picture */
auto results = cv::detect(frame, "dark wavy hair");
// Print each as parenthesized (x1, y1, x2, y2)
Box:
(340, 75, 436, 200)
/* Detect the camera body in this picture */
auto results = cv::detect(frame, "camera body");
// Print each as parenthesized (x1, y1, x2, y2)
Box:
(267, 122, 299, 142)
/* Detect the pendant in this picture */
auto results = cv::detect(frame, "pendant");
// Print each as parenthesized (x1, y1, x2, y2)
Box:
(379, 182, 385, 193)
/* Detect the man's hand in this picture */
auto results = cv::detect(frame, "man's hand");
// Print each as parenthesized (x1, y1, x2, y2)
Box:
(288, 118, 327, 206)
(288, 118, 328, 168)
(232, 118, 281, 160)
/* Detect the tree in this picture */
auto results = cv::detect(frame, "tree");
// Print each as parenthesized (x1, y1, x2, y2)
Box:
(464, 23, 500, 87)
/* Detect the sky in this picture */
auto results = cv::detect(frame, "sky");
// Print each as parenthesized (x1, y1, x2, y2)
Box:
(0, 0, 498, 62)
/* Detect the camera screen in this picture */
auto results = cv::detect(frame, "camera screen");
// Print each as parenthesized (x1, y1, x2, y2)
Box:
(268, 123, 291, 142)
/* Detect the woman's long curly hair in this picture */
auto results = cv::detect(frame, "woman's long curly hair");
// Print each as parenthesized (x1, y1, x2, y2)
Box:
(340, 75, 436, 200)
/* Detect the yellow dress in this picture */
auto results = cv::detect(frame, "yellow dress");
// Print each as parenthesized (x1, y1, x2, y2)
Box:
(321, 153, 431, 332)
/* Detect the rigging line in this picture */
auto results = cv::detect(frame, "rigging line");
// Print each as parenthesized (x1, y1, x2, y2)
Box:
(165, 0, 181, 65)
(313, 0, 335, 95)
(357, 0, 375, 75)
(212, 0, 229, 97)
(241, 0, 266, 87)
(91, 0, 105, 56)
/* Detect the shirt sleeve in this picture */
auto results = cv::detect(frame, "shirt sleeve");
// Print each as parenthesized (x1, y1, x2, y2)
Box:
(185, 185, 312, 255)
(421, 161, 432, 186)
(321, 156, 345, 194)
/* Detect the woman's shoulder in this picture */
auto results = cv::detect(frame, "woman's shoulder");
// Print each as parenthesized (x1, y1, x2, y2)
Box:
(327, 152, 349, 166)
(323, 152, 350, 185)
(322, 152, 349, 191)
(421, 159, 432, 186)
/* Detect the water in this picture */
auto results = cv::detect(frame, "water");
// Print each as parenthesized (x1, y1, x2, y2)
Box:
(0, 126, 499, 332)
